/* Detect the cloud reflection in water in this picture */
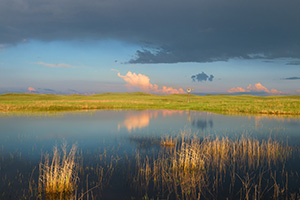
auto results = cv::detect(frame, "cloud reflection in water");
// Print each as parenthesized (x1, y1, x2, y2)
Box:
(118, 110, 184, 132)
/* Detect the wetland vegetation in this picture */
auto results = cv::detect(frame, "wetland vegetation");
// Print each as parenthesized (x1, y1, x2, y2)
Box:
(4, 132, 299, 199)
(133, 133, 297, 199)
(38, 144, 78, 199)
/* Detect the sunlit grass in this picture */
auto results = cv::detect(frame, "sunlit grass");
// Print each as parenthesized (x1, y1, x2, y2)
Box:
(1, 93, 300, 115)
(38, 144, 78, 199)
(160, 136, 176, 147)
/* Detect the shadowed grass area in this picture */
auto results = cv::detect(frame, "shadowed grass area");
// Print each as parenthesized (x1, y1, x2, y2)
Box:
(1, 93, 300, 115)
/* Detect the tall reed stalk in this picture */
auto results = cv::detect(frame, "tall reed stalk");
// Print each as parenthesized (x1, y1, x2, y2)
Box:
(38, 144, 78, 199)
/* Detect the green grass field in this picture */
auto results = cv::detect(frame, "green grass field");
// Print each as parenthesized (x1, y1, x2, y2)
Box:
(0, 93, 300, 115)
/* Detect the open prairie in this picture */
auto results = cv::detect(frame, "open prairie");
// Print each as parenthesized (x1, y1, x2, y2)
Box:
(1, 93, 300, 115)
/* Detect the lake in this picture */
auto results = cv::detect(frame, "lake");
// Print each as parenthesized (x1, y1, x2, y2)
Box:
(1, 110, 300, 199)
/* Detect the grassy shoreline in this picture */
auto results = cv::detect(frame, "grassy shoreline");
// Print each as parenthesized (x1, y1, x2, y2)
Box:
(0, 92, 300, 115)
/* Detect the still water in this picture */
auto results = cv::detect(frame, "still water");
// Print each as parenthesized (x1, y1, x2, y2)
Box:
(0, 110, 300, 199)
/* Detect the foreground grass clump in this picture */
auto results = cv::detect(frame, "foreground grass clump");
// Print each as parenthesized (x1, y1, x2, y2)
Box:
(160, 136, 176, 147)
(0, 93, 300, 115)
(39, 144, 78, 199)
(134, 133, 294, 199)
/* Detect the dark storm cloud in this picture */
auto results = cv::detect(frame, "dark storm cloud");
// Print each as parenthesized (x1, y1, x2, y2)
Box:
(282, 77, 300, 80)
(286, 61, 300, 65)
(1, 0, 300, 63)
(191, 72, 214, 82)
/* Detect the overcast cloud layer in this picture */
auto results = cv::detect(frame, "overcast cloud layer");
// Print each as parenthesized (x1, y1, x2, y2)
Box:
(1, 0, 300, 63)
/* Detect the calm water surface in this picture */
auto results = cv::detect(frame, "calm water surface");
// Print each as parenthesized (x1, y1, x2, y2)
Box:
(1, 110, 299, 199)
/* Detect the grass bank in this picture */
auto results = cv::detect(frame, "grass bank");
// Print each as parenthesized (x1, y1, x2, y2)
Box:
(0, 92, 300, 115)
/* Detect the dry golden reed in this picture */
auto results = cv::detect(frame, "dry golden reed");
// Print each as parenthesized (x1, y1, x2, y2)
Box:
(135, 132, 293, 199)
(38, 144, 78, 199)
(160, 136, 176, 147)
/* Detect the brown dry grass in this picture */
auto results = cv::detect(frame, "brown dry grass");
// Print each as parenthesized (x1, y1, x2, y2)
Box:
(161, 136, 176, 147)
(134, 132, 293, 199)
(38, 144, 78, 199)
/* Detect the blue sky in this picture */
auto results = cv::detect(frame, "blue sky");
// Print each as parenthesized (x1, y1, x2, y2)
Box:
(0, 0, 299, 95)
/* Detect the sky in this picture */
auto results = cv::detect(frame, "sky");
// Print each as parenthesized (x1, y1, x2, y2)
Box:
(0, 0, 300, 95)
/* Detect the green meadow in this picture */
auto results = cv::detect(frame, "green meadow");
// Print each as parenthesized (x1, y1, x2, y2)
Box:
(0, 93, 300, 115)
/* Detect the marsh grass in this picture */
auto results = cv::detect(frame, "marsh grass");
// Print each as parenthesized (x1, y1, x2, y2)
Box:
(38, 144, 78, 199)
(134, 132, 295, 199)
(77, 151, 118, 199)
(161, 136, 176, 147)
(1, 134, 299, 199)
(35, 145, 120, 200)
